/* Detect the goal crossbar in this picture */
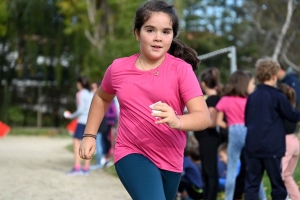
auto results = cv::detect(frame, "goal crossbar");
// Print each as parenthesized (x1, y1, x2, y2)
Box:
(197, 46, 237, 73)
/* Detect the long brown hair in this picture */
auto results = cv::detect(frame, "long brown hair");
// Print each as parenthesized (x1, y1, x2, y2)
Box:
(277, 83, 296, 108)
(134, 1, 200, 71)
(224, 70, 251, 97)
(199, 67, 223, 96)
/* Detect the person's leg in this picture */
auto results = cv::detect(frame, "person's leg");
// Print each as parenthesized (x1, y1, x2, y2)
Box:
(198, 132, 219, 200)
(115, 154, 166, 200)
(73, 138, 81, 168)
(282, 135, 300, 200)
(233, 148, 246, 199)
(102, 125, 112, 155)
(160, 169, 181, 200)
(264, 157, 287, 200)
(67, 123, 86, 175)
(194, 132, 209, 199)
(244, 154, 264, 200)
(225, 125, 246, 200)
(95, 132, 103, 164)
(90, 133, 104, 170)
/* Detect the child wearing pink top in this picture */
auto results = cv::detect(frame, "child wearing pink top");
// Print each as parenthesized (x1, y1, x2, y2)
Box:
(216, 70, 254, 200)
(78, 1, 211, 200)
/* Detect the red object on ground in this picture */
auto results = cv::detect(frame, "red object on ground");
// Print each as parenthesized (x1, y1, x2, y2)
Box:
(0, 121, 11, 138)
(66, 119, 78, 135)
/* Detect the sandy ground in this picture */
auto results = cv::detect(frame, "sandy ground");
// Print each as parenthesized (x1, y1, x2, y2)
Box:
(0, 136, 131, 200)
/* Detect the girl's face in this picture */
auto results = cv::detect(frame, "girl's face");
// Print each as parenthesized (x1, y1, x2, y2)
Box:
(76, 82, 82, 91)
(247, 78, 256, 94)
(135, 12, 174, 61)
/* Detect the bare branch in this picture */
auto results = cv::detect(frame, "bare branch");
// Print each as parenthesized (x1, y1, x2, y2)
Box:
(253, 20, 267, 35)
(282, 53, 300, 72)
(272, 0, 294, 61)
(84, 29, 98, 46)
(282, 32, 296, 54)
(281, 32, 300, 72)
(86, 0, 96, 25)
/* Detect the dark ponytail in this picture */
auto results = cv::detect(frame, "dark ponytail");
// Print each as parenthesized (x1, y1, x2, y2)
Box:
(277, 83, 296, 108)
(77, 76, 90, 91)
(168, 39, 200, 71)
(199, 67, 223, 96)
(134, 1, 200, 71)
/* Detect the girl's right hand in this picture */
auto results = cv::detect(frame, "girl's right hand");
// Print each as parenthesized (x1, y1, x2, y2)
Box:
(79, 137, 96, 160)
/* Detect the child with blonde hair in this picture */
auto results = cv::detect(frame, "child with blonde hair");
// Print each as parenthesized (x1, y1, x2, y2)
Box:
(244, 57, 300, 199)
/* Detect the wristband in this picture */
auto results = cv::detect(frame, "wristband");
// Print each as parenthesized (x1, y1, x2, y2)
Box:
(83, 134, 97, 139)
(175, 111, 181, 130)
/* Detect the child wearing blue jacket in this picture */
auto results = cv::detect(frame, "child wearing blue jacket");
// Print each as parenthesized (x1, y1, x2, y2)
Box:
(244, 57, 300, 200)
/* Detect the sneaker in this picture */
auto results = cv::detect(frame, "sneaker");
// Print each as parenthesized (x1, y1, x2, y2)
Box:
(82, 169, 90, 176)
(67, 168, 83, 176)
(104, 160, 114, 168)
(90, 163, 104, 170)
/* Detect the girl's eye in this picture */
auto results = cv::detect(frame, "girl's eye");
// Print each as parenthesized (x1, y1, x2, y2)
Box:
(163, 31, 170, 34)
(147, 29, 154, 33)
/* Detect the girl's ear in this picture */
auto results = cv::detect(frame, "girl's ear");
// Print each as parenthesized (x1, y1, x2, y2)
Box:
(134, 29, 140, 42)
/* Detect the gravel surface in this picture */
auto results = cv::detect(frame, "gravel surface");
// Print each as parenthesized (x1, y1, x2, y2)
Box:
(0, 136, 131, 200)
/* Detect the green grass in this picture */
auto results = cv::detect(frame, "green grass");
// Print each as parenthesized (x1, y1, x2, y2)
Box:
(262, 159, 300, 199)
(217, 159, 300, 199)
(9, 127, 70, 137)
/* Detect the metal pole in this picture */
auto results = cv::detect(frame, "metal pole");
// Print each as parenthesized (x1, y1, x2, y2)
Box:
(230, 46, 237, 73)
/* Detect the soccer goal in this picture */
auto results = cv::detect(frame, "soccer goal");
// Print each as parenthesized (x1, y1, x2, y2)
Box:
(197, 46, 237, 73)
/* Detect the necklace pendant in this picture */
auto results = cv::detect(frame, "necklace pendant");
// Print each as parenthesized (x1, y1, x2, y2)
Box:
(155, 71, 159, 76)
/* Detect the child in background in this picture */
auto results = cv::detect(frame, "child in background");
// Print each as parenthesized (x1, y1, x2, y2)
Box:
(277, 83, 300, 200)
(217, 143, 241, 191)
(194, 67, 222, 200)
(232, 70, 257, 199)
(217, 143, 266, 199)
(177, 147, 203, 200)
(244, 57, 300, 199)
(216, 70, 254, 200)
(65, 76, 93, 176)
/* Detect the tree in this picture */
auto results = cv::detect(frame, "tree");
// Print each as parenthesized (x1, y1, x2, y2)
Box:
(57, 0, 144, 80)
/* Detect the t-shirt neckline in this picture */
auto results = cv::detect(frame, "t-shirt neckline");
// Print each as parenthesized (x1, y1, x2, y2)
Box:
(132, 53, 170, 74)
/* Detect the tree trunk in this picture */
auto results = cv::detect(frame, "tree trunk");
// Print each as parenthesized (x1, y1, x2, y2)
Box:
(272, 0, 294, 61)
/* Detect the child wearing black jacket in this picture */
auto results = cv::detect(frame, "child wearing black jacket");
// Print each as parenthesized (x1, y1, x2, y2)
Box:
(244, 57, 300, 200)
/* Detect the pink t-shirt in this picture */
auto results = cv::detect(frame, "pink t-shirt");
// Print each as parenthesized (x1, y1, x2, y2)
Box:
(101, 53, 203, 172)
(216, 96, 247, 126)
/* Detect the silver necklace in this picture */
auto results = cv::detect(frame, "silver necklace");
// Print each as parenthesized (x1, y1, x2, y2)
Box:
(139, 56, 159, 76)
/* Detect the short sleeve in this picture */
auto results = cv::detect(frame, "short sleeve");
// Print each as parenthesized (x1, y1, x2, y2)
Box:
(216, 97, 227, 112)
(101, 65, 116, 94)
(179, 63, 203, 104)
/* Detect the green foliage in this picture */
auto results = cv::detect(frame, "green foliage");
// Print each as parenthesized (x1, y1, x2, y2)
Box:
(9, 127, 69, 136)
(0, 0, 8, 36)
(8, 106, 24, 126)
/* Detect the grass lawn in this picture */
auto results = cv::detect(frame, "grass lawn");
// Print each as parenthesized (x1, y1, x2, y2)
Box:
(262, 159, 300, 199)
(8, 127, 70, 137)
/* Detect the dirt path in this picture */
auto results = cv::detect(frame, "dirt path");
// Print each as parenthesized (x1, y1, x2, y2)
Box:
(0, 136, 131, 200)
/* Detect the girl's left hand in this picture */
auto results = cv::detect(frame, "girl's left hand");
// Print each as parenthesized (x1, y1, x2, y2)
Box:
(150, 102, 181, 129)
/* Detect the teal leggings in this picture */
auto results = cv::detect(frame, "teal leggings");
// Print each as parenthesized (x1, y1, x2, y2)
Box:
(115, 154, 181, 200)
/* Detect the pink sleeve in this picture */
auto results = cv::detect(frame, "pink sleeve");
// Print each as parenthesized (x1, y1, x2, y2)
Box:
(216, 97, 226, 112)
(179, 63, 203, 104)
(101, 65, 116, 94)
